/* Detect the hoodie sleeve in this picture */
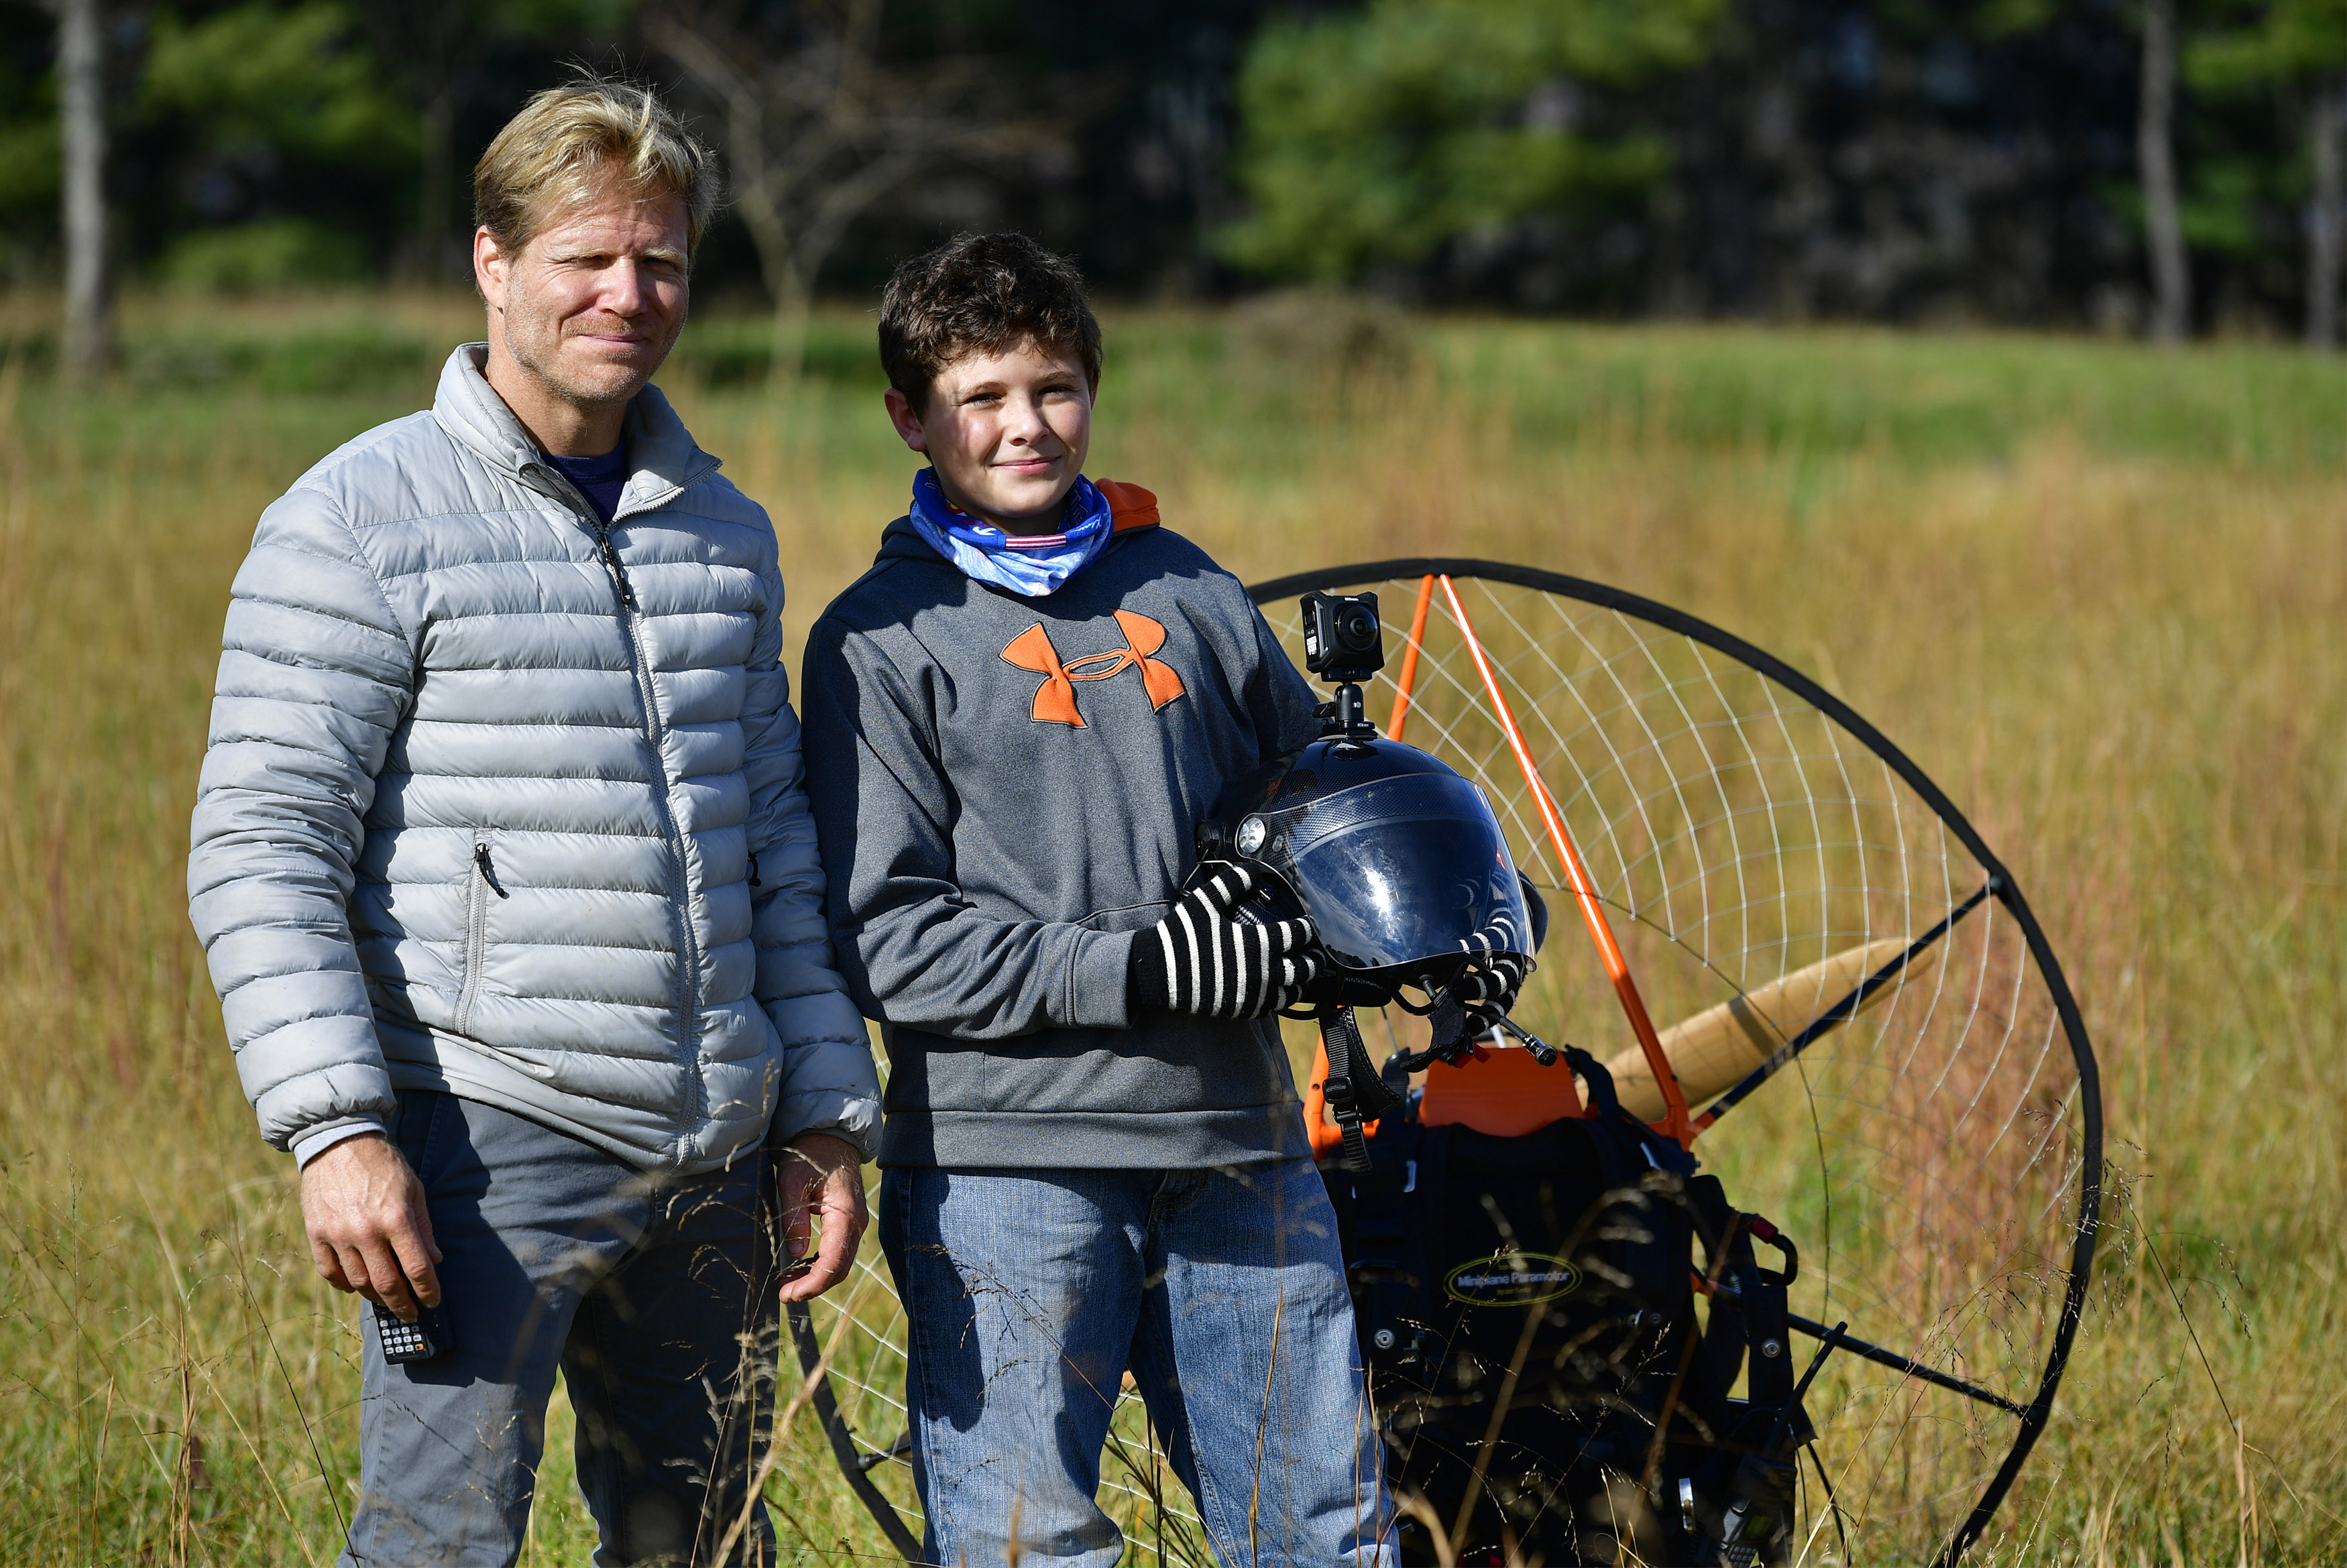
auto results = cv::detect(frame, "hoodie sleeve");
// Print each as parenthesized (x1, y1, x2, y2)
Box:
(187, 486, 410, 1153)
(741, 558, 884, 1159)
(799, 614, 1138, 1040)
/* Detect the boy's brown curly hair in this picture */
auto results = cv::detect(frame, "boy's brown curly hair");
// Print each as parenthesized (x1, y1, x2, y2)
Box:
(878, 233, 1103, 414)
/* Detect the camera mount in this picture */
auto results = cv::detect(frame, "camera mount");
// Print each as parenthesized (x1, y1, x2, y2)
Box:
(1300, 591, 1385, 745)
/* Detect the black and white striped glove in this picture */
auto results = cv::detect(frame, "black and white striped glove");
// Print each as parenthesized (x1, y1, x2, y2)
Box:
(1452, 947, 1531, 1035)
(1454, 949, 1529, 1012)
(1130, 865, 1322, 1020)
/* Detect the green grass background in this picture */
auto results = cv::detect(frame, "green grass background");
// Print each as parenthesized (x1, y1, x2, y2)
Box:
(1, 292, 2341, 1563)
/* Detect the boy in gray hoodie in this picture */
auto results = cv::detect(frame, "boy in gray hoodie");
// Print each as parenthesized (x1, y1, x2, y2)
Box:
(800, 234, 1393, 1565)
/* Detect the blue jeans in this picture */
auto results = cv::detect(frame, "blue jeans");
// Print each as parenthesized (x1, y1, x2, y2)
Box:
(339, 1091, 781, 1568)
(879, 1159, 1395, 1567)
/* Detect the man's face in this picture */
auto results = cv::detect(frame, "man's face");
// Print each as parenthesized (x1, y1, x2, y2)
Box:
(475, 171, 690, 414)
(885, 341, 1094, 528)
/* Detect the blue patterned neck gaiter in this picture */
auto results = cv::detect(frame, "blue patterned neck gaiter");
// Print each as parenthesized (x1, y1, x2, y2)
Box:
(905, 468, 1114, 597)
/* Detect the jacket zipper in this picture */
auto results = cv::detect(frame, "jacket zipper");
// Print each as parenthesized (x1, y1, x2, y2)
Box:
(597, 533, 638, 607)
(585, 514, 708, 1139)
(455, 841, 505, 1034)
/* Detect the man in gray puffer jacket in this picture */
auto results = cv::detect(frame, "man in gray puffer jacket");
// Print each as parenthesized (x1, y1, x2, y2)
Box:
(186, 79, 877, 1567)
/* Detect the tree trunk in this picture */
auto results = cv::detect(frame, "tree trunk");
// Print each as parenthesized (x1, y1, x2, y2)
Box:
(417, 84, 456, 284)
(768, 274, 811, 394)
(57, 0, 109, 384)
(724, 174, 808, 388)
(2308, 82, 2344, 351)
(2138, 0, 2190, 344)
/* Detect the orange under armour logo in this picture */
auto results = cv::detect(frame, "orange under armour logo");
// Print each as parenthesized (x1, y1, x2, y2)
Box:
(1001, 611, 1187, 727)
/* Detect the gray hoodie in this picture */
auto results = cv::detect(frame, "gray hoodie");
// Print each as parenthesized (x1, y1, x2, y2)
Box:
(800, 509, 1322, 1168)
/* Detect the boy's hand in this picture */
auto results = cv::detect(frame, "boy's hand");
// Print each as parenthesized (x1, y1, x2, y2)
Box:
(1132, 864, 1322, 1020)
(1453, 949, 1531, 1035)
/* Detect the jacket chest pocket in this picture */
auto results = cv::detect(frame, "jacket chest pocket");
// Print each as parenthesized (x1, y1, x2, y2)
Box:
(454, 833, 508, 1036)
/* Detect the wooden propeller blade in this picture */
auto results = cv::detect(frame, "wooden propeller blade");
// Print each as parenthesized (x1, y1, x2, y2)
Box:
(1600, 938, 1912, 1120)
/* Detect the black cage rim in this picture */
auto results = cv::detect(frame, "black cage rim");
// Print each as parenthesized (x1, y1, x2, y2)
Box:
(1247, 558, 2104, 1568)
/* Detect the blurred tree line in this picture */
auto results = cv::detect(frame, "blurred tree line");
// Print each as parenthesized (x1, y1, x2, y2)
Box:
(7, 0, 2347, 367)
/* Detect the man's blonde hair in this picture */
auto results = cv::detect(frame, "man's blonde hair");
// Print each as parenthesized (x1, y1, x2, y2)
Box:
(474, 76, 721, 257)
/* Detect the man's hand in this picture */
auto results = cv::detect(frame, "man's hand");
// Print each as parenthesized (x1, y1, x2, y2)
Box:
(299, 1133, 441, 1321)
(775, 1132, 867, 1304)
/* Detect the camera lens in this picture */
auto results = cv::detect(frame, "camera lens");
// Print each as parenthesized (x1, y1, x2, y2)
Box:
(1337, 608, 1377, 650)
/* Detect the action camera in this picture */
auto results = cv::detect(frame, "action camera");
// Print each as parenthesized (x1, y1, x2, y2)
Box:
(1300, 591, 1384, 684)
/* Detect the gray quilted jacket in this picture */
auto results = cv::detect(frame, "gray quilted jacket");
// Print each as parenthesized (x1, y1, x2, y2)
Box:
(188, 345, 880, 1172)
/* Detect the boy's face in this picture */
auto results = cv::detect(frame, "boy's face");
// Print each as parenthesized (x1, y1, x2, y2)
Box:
(885, 340, 1092, 528)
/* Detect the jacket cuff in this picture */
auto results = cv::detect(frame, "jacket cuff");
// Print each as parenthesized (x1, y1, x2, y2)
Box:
(767, 1089, 882, 1163)
(1068, 928, 1139, 1029)
(291, 1115, 388, 1168)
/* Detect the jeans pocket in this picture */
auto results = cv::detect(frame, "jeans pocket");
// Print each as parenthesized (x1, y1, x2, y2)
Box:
(392, 1089, 450, 1189)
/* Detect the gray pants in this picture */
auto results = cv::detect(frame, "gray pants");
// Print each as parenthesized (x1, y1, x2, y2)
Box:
(339, 1091, 780, 1568)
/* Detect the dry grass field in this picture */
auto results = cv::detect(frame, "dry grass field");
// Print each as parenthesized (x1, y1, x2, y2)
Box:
(1, 290, 2342, 1563)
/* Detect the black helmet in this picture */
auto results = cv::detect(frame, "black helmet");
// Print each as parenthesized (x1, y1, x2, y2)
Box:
(1196, 736, 1544, 1001)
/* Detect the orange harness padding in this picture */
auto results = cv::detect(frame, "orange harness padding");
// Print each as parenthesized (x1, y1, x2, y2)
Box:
(1418, 1045, 1584, 1134)
(1304, 1032, 1585, 1152)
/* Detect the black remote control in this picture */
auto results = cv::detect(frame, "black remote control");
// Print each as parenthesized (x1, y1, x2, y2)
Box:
(371, 1296, 453, 1364)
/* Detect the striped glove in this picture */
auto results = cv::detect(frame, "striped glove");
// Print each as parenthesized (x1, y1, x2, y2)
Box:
(1454, 950, 1530, 1018)
(1452, 944, 1532, 1037)
(1131, 865, 1323, 1020)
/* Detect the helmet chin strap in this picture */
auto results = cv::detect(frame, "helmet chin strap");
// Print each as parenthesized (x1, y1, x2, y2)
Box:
(1315, 1006, 1408, 1174)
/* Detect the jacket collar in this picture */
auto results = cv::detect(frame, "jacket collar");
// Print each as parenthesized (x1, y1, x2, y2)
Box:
(431, 343, 722, 523)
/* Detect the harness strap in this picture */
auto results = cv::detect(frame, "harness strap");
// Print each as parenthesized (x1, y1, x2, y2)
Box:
(1740, 1248, 1796, 1406)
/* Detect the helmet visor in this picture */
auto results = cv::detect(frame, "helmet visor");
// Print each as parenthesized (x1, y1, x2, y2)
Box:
(1253, 772, 1532, 977)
